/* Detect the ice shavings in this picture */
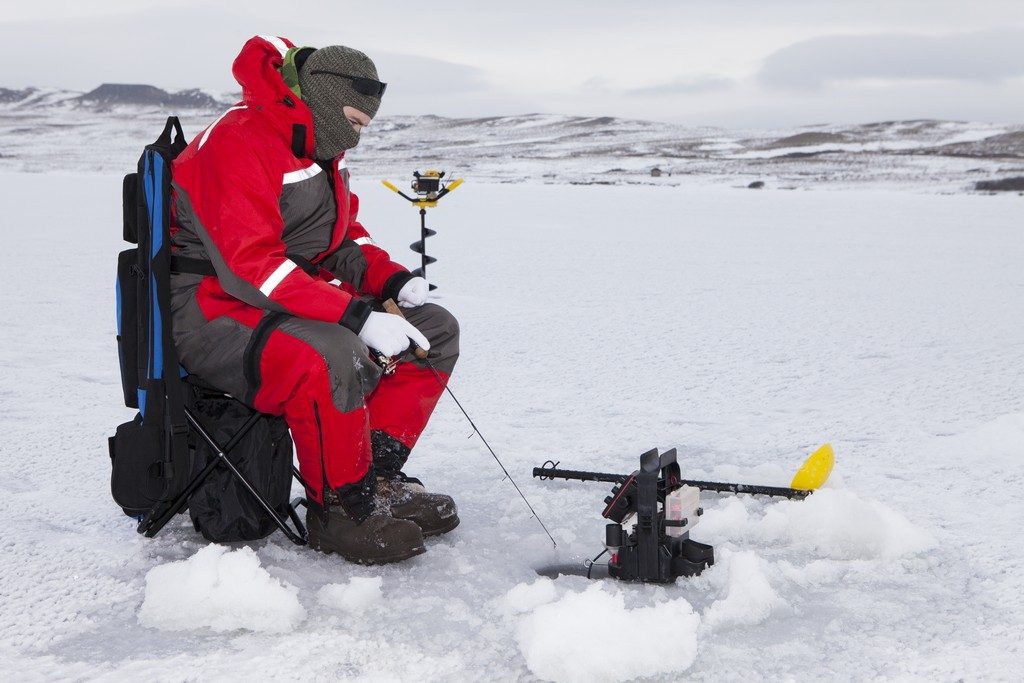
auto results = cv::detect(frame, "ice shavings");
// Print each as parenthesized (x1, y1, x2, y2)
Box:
(704, 550, 782, 629)
(515, 584, 699, 682)
(757, 489, 936, 560)
(501, 577, 558, 615)
(138, 545, 305, 633)
(317, 576, 384, 612)
(699, 487, 935, 561)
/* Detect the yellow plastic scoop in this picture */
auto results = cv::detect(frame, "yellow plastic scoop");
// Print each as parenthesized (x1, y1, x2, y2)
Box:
(790, 443, 834, 490)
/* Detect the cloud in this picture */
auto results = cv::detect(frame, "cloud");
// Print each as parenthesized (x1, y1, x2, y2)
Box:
(3, 5, 1023, 127)
(372, 53, 489, 96)
(758, 29, 1024, 90)
(626, 76, 735, 96)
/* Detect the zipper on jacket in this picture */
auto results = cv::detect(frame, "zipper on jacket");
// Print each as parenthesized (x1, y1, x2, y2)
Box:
(313, 399, 328, 521)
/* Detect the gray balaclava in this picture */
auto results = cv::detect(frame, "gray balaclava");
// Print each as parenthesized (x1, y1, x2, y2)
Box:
(297, 45, 383, 160)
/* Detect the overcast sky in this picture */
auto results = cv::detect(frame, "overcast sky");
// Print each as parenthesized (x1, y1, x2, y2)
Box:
(2, 1, 1023, 127)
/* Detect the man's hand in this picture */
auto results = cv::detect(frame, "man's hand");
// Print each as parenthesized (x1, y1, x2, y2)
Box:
(358, 311, 430, 357)
(397, 276, 429, 308)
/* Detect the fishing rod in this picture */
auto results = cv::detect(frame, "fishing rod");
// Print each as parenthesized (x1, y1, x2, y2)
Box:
(382, 299, 557, 548)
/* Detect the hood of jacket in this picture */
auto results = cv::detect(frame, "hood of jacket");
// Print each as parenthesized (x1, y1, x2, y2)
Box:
(231, 35, 316, 159)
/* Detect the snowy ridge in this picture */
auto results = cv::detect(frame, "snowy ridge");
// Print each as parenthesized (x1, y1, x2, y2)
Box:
(2, 85, 1022, 192)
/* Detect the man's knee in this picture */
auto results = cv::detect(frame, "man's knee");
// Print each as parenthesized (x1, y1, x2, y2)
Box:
(410, 303, 459, 372)
(267, 319, 382, 413)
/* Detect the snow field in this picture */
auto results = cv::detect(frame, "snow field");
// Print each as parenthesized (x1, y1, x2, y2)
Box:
(0, 171, 1021, 680)
(318, 576, 385, 612)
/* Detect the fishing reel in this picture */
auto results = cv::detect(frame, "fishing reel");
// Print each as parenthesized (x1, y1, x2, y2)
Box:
(600, 449, 713, 582)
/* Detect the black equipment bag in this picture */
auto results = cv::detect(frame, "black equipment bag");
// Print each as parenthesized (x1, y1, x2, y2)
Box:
(110, 116, 190, 518)
(186, 385, 295, 542)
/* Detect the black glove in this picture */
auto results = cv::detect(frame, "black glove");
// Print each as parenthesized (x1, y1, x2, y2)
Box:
(331, 465, 376, 524)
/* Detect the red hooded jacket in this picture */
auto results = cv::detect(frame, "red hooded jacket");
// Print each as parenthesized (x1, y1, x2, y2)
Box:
(170, 34, 411, 332)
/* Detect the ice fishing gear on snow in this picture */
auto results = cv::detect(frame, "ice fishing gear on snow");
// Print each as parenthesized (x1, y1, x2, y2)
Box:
(789, 443, 835, 490)
(533, 444, 834, 583)
(381, 170, 463, 291)
(382, 299, 558, 547)
(535, 443, 835, 500)
(110, 116, 309, 545)
(536, 449, 714, 583)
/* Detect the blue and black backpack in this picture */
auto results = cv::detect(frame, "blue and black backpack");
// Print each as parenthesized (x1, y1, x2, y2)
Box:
(109, 117, 300, 543)
(110, 116, 191, 519)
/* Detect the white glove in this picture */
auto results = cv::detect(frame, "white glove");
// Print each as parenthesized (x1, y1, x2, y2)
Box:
(358, 311, 431, 357)
(397, 276, 429, 308)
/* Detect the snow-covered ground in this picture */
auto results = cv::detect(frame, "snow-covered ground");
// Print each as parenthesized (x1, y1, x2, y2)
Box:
(0, 169, 1022, 680)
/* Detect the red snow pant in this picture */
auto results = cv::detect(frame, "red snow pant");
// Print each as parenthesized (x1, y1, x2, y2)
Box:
(171, 298, 460, 507)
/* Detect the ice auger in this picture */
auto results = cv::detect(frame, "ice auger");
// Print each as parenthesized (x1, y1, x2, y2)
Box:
(381, 170, 463, 291)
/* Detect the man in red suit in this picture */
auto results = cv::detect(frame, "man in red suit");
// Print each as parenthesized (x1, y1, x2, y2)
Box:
(169, 35, 459, 564)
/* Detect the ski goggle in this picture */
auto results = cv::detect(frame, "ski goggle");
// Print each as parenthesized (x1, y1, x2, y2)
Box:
(308, 70, 388, 97)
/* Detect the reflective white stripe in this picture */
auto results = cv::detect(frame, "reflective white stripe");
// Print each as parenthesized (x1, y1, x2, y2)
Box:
(337, 157, 347, 170)
(259, 260, 298, 297)
(328, 278, 342, 286)
(198, 106, 246, 149)
(282, 164, 322, 184)
(353, 236, 374, 246)
(259, 34, 289, 57)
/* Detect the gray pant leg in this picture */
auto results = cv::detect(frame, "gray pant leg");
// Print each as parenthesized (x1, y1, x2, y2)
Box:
(396, 302, 460, 375)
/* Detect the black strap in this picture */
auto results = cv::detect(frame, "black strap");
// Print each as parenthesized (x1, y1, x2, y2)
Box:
(144, 146, 190, 494)
(285, 252, 318, 276)
(291, 124, 307, 158)
(172, 253, 320, 279)
(170, 255, 216, 276)
(156, 116, 188, 158)
(157, 116, 184, 146)
(242, 312, 290, 406)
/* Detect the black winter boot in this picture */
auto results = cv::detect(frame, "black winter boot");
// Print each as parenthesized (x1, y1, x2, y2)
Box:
(307, 469, 426, 564)
(376, 474, 460, 537)
(371, 431, 460, 537)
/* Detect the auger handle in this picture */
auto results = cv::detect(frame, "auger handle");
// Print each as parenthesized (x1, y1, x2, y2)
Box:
(383, 298, 429, 359)
(381, 179, 416, 203)
(435, 178, 463, 200)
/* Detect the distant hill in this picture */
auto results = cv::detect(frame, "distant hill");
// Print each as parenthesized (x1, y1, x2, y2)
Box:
(0, 84, 233, 110)
(76, 83, 230, 109)
(0, 87, 36, 104)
